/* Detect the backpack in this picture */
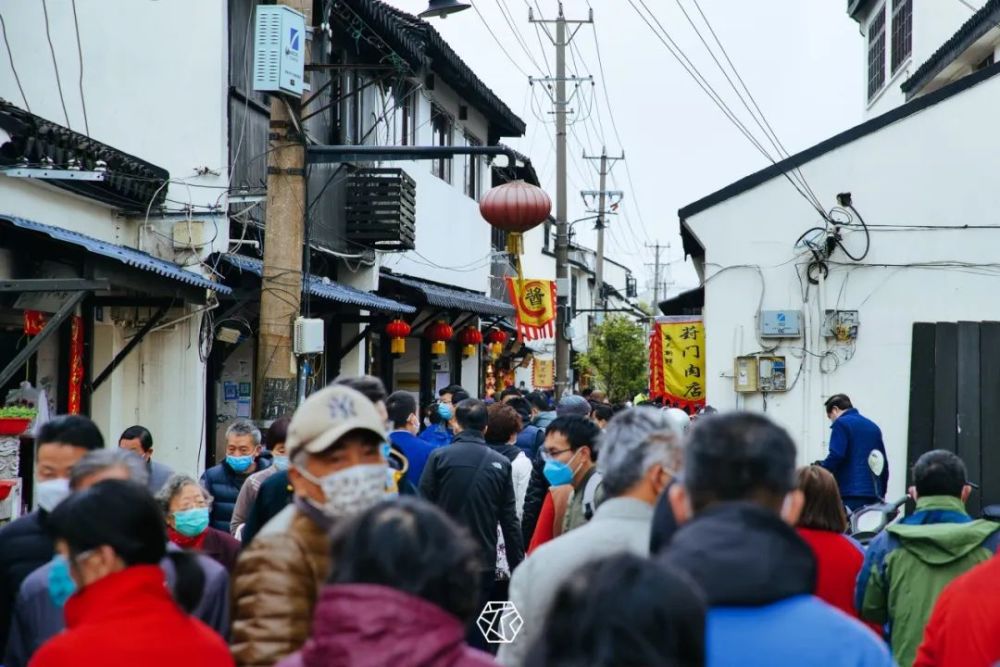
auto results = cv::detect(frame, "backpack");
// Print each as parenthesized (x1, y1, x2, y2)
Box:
(582, 471, 604, 521)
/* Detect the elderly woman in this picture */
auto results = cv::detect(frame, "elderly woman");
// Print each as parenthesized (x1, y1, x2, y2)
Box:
(156, 474, 241, 572)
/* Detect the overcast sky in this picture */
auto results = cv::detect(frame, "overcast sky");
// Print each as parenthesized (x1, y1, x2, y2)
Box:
(384, 0, 865, 303)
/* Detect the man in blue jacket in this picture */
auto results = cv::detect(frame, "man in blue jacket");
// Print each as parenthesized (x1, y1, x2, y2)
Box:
(660, 412, 893, 667)
(819, 394, 888, 510)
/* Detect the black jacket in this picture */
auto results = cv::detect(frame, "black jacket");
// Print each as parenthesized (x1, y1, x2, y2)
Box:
(240, 469, 292, 547)
(0, 511, 55, 655)
(419, 430, 524, 572)
(659, 502, 816, 606)
(520, 449, 550, 546)
(649, 480, 679, 554)
(200, 453, 273, 532)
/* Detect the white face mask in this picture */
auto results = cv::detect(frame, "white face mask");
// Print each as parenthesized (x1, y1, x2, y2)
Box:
(298, 464, 389, 518)
(35, 478, 70, 512)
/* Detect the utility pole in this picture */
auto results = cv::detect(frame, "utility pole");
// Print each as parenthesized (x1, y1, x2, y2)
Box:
(531, 2, 593, 397)
(646, 242, 665, 309)
(256, 0, 312, 420)
(582, 147, 624, 312)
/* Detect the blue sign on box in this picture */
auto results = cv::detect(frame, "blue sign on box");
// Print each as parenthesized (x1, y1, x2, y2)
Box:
(224, 382, 238, 401)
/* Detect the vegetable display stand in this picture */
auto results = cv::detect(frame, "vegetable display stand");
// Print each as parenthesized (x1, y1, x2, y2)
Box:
(0, 419, 29, 436)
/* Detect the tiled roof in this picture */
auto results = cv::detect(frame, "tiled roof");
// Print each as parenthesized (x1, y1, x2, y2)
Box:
(380, 272, 515, 317)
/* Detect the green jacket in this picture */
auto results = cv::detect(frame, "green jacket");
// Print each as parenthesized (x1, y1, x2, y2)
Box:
(857, 495, 1000, 667)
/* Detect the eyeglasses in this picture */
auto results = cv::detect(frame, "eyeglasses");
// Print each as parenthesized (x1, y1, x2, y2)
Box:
(540, 447, 573, 462)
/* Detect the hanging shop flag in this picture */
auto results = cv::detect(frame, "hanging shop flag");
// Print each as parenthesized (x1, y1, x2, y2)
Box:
(23, 310, 46, 336)
(506, 278, 557, 341)
(649, 316, 706, 411)
(532, 358, 555, 390)
(67, 316, 84, 415)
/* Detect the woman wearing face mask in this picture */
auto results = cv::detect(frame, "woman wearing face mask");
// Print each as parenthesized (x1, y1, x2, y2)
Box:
(229, 417, 290, 540)
(31, 479, 233, 667)
(276, 497, 494, 667)
(156, 475, 241, 573)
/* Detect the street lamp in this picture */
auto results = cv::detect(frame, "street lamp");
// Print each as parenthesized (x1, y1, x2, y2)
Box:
(419, 0, 471, 19)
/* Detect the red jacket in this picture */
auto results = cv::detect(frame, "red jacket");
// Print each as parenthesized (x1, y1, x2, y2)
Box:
(914, 554, 1000, 667)
(29, 565, 232, 667)
(796, 527, 881, 635)
(277, 584, 495, 667)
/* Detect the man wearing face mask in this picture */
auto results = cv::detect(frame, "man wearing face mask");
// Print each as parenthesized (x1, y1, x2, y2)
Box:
(200, 420, 272, 532)
(230, 384, 391, 667)
(659, 412, 893, 667)
(0, 415, 103, 657)
(497, 408, 679, 667)
(229, 417, 290, 540)
(386, 391, 439, 488)
(4, 450, 230, 667)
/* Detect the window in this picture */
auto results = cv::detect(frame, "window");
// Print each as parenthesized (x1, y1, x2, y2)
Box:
(465, 134, 483, 200)
(431, 105, 453, 183)
(976, 52, 995, 71)
(398, 86, 416, 146)
(891, 0, 912, 74)
(867, 7, 887, 100)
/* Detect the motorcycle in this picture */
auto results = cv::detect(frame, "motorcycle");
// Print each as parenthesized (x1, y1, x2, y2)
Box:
(845, 450, 909, 546)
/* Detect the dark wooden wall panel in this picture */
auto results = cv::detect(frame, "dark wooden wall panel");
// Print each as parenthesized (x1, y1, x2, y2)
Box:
(933, 323, 959, 454)
(908, 323, 936, 467)
(980, 322, 1000, 508)
(958, 322, 982, 515)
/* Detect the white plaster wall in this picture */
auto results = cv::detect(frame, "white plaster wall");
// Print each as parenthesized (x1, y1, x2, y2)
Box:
(686, 68, 1000, 500)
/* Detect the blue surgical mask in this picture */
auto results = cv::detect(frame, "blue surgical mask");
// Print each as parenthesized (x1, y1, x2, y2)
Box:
(542, 449, 581, 487)
(437, 404, 453, 421)
(272, 455, 289, 471)
(173, 507, 210, 537)
(226, 455, 254, 473)
(47, 555, 77, 608)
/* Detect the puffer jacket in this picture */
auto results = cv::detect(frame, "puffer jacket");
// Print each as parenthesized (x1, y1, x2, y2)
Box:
(231, 497, 332, 667)
(857, 495, 1000, 667)
(276, 584, 495, 667)
(201, 453, 272, 532)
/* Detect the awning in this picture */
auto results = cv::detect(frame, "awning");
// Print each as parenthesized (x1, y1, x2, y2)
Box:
(218, 254, 414, 314)
(380, 272, 515, 317)
(0, 215, 230, 294)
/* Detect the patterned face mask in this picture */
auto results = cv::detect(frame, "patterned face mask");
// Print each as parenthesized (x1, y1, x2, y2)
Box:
(296, 463, 389, 518)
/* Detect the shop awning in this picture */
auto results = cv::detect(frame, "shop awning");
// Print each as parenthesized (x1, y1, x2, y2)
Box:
(379, 272, 515, 317)
(0, 215, 230, 294)
(218, 254, 414, 314)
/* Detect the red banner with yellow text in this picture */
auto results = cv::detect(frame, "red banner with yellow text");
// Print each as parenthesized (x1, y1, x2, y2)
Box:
(506, 278, 557, 341)
(650, 316, 705, 412)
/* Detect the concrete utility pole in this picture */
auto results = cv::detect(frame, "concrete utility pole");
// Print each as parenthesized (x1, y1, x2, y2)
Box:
(530, 2, 592, 397)
(582, 147, 624, 311)
(647, 241, 665, 309)
(256, 0, 312, 420)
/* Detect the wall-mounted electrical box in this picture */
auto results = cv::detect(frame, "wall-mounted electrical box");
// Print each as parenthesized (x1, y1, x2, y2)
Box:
(824, 310, 860, 342)
(760, 310, 802, 338)
(253, 5, 306, 96)
(293, 317, 324, 355)
(734, 355, 788, 393)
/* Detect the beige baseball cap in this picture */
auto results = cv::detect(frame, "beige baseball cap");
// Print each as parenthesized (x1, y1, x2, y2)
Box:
(286, 384, 387, 459)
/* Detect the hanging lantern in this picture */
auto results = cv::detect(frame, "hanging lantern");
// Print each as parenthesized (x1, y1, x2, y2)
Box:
(458, 326, 483, 359)
(385, 319, 411, 357)
(479, 180, 552, 259)
(485, 328, 508, 360)
(425, 320, 453, 357)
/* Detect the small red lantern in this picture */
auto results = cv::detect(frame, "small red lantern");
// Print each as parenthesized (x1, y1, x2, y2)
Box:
(425, 320, 453, 357)
(479, 180, 552, 256)
(385, 319, 411, 357)
(486, 329, 508, 360)
(458, 327, 484, 359)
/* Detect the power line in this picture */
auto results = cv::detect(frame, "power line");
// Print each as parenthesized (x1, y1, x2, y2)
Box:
(470, 2, 533, 78)
(41, 0, 72, 129)
(0, 14, 29, 112)
(489, 0, 547, 74)
(70, 0, 90, 136)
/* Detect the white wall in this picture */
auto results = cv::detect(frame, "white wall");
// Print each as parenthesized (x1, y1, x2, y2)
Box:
(686, 68, 1000, 499)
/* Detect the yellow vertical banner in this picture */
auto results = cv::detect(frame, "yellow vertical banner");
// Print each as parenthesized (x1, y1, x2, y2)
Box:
(532, 358, 555, 389)
(650, 316, 705, 410)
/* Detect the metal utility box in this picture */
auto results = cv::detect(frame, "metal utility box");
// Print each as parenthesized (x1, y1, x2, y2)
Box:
(253, 5, 306, 96)
(293, 317, 324, 355)
(760, 310, 802, 338)
(734, 355, 788, 393)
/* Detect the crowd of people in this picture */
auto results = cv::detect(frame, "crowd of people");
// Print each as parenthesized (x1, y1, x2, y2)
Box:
(0, 378, 999, 666)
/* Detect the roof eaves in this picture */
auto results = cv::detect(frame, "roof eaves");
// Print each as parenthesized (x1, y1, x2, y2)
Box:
(847, 0, 876, 21)
(901, 0, 1000, 97)
(677, 58, 1000, 236)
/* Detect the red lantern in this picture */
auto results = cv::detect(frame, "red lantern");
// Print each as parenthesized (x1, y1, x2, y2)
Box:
(486, 329, 508, 360)
(479, 180, 552, 256)
(385, 319, 411, 357)
(425, 320, 453, 357)
(458, 327, 484, 359)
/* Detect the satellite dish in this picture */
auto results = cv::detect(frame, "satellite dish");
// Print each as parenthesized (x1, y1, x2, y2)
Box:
(868, 450, 886, 478)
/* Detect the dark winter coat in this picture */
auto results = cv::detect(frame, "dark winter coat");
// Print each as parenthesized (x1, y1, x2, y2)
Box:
(661, 502, 893, 667)
(514, 424, 545, 460)
(240, 469, 293, 546)
(820, 408, 888, 501)
(200, 453, 272, 532)
(275, 584, 495, 667)
(0, 510, 53, 656)
(419, 430, 524, 572)
(4, 543, 230, 667)
(649, 479, 679, 553)
(29, 565, 232, 667)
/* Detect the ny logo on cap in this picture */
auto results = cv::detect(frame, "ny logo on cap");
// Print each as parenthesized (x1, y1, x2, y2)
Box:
(328, 395, 358, 421)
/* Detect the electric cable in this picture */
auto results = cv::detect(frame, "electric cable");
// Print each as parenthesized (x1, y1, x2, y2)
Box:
(41, 0, 72, 129)
(469, 1, 532, 78)
(70, 0, 90, 136)
(0, 13, 29, 112)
